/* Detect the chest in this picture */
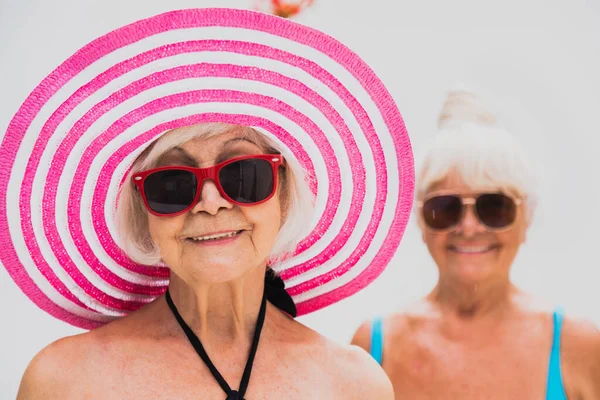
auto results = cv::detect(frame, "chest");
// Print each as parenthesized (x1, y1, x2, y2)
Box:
(71, 345, 343, 400)
(384, 322, 554, 400)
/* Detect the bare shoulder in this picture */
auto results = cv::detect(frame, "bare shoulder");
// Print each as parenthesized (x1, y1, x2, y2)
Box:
(350, 318, 374, 353)
(17, 331, 96, 400)
(285, 320, 392, 399)
(516, 295, 600, 370)
(351, 299, 436, 349)
(351, 299, 437, 344)
(333, 341, 394, 399)
(520, 295, 600, 400)
(560, 314, 600, 399)
(17, 311, 158, 400)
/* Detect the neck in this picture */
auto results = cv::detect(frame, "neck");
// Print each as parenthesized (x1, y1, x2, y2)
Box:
(166, 264, 267, 345)
(430, 274, 516, 319)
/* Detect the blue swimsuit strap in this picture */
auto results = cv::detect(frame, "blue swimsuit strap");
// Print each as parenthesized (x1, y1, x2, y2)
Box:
(370, 316, 384, 365)
(546, 307, 567, 400)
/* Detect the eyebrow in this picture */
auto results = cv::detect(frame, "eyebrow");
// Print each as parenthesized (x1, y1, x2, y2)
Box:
(156, 138, 264, 167)
(156, 147, 197, 167)
(221, 137, 260, 149)
(215, 137, 263, 163)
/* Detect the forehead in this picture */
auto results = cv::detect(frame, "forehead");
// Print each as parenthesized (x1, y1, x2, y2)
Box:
(160, 130, 264, 166)
(426, 172, 502, 195)
(182, 129, 259, 151)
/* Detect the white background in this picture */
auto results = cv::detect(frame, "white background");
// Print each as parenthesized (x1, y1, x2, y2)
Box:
(1, 0, 599, 398)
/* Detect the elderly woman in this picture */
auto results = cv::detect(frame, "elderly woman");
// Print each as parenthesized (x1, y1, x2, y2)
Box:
(17, 122, 392, 399)
(352, 91, 600, 399)
(3, 8, 416, 400)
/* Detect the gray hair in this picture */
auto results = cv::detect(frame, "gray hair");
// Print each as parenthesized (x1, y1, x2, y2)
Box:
(417, 90, 538, 222)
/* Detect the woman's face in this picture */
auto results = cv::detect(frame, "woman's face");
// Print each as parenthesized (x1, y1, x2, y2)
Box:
(420, 173, 528, 286)
(146, 130, 282, 284)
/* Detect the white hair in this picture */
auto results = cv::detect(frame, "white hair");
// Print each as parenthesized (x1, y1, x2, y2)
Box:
(417, 89, 538, 221)
(114, 123, 315, 268)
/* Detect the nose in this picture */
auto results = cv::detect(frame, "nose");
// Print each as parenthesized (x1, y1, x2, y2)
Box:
(455, 205, 485, 238)
(190, 179, 233, 215)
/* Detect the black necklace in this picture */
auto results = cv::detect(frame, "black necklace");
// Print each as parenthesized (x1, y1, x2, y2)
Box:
(165, 287, 267, 400)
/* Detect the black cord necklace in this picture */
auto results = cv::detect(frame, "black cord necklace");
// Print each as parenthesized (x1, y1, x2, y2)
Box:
(165, 287, 267, 400)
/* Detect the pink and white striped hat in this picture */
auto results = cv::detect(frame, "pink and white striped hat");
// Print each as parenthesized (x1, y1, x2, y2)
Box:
(0, 8, 414, 329)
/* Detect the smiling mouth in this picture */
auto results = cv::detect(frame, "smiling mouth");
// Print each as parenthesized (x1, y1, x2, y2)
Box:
(448, 244, 499, 254)
(187, 230, 245, 242)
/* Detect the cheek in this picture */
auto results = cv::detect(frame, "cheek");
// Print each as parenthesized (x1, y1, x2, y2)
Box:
(423, 231, 449, 259)
(244, 199, 281, 254)
(504, 213, 528, 244)
(497, 230, 524, 250)
(147, 215, 184, 254)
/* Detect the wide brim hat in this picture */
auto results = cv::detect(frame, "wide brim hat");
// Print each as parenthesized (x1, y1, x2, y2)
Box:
(0, 8, 414, 329)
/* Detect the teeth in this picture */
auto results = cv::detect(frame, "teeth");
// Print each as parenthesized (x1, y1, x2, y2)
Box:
(453, 246, 492, 253)
(190, 231, 240, 241)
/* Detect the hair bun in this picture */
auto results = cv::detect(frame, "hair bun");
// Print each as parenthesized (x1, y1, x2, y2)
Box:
(438, 88, 497, 129)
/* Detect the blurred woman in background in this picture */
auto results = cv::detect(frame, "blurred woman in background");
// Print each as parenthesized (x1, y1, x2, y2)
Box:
(352, 90, 600, 399)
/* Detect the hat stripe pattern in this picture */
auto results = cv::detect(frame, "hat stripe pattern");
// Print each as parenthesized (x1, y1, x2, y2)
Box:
(0, 8, 414, 328)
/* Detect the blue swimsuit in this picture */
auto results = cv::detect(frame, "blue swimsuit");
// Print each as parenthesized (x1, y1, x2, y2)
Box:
(370, 308, 567, 400)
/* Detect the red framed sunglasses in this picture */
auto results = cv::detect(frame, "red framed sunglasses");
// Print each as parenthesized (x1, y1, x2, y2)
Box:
(132, 154, 283, 216)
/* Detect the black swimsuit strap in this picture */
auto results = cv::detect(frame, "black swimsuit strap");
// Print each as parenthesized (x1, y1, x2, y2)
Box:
(165, 285, 267, 400)
(264, 268, 296, 318)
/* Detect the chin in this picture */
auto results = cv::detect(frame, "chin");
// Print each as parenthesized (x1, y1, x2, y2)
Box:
(447, 263, 496, 284)
(185, 257, 257, 283)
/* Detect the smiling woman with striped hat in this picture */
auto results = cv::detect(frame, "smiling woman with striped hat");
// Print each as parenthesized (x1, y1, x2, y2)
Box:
(2, 8, 414, 399)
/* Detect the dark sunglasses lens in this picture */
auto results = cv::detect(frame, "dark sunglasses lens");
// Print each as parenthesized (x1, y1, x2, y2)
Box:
(143, 170, 197, 214)
(476, 193, 517, 228)
(219, 159, 274, 204)
(422, 195, 462, 230)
